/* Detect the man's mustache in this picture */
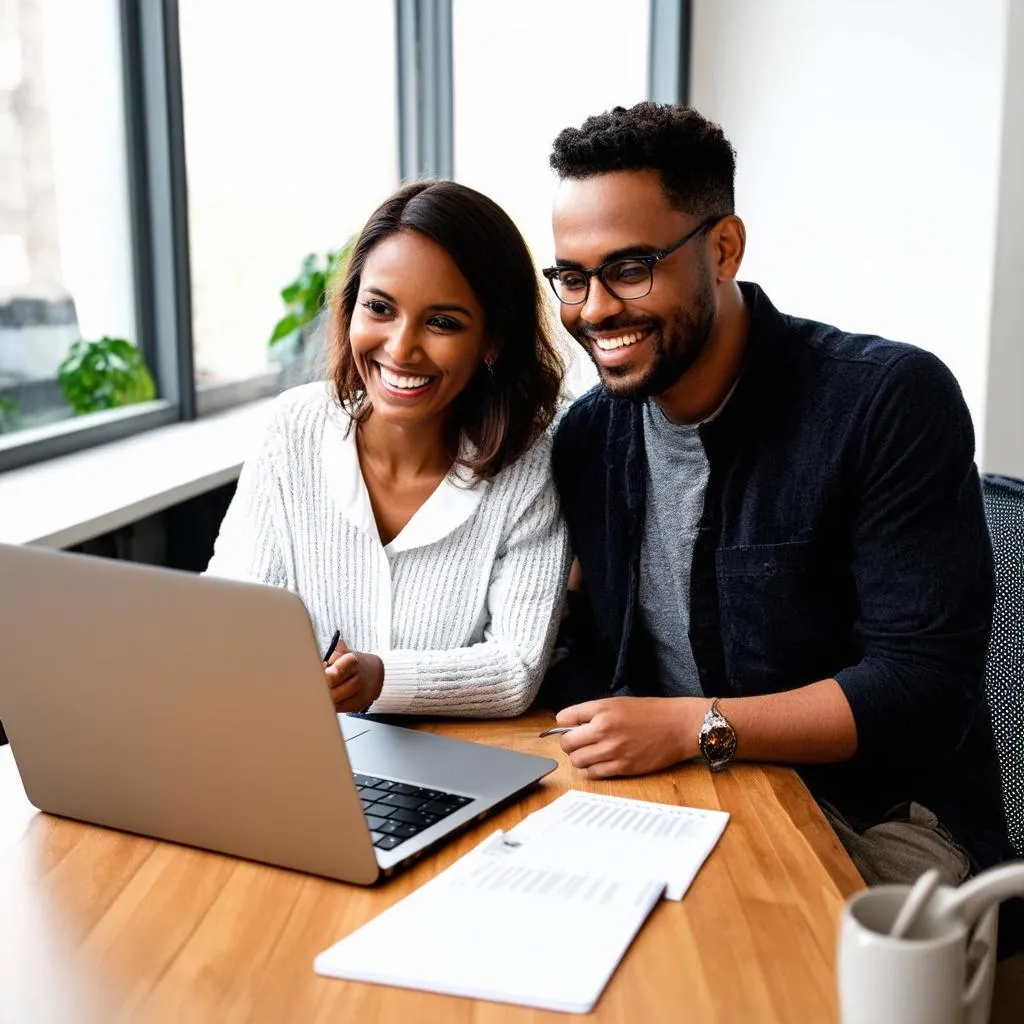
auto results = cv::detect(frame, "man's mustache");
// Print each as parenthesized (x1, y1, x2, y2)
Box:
(575, 316, 659, 338)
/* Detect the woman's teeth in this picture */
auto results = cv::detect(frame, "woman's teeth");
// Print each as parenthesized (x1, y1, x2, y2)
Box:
(594, 330, 648, 352)
(379, 365, 432, 390)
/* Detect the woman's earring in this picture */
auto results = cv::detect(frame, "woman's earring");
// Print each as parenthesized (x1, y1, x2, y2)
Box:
(485, 354, 496, 375)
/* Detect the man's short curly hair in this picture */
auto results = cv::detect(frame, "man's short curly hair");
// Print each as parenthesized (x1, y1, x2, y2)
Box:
(550, 102, 736, 217)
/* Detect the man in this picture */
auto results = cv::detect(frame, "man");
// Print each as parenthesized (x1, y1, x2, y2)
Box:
(543, 101, 1013, 891)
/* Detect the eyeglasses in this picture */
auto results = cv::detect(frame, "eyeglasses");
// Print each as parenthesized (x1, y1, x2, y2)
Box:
(542, 214, 726, 305)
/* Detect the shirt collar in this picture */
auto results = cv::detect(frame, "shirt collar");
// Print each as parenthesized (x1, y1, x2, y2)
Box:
(321, 402, 488, 553)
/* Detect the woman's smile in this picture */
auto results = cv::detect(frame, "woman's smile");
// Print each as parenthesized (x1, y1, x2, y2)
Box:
(373, 361, 438, 401)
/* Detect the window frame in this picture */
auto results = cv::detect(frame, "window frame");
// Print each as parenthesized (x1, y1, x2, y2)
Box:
(649, 0, 693, 104)
(397, 0, 453, 180)
(0, 0, 185, 473)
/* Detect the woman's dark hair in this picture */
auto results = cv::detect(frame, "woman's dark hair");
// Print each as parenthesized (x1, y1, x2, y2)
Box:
(329, 180, 564, 480)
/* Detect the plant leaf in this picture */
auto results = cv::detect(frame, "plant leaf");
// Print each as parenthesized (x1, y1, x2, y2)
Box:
(269, 314, 301, 345)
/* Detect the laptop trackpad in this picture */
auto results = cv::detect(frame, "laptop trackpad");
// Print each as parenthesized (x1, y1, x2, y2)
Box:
(338, 714, 371, 744)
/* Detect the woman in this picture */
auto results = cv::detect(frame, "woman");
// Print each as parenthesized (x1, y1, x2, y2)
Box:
(206, 180, 570, 717)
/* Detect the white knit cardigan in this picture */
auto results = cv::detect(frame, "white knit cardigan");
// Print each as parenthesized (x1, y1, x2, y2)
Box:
(205, 383, 571, 717)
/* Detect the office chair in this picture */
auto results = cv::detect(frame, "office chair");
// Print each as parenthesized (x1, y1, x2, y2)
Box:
(983, 474, 1024, 857)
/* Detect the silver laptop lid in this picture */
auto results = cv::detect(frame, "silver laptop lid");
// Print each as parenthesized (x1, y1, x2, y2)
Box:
(0, 543, 379, 884)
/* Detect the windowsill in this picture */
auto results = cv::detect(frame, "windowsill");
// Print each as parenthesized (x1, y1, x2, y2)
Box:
(0, 398, 276, 548)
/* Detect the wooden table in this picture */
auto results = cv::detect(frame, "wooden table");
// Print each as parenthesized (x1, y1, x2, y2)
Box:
(0, 711, 862, 1023)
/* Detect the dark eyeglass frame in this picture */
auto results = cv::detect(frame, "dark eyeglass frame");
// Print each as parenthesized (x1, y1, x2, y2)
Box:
(542, 214, 727, 305)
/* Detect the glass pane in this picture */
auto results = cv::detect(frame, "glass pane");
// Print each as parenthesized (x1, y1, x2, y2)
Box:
(179, 2, 400, 395)
(453, 0, 649, 396)
(0, 0, 146, 439)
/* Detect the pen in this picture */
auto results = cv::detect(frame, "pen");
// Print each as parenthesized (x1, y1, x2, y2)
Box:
(538, 726, 578, 737)
(323, 629, 341, 663)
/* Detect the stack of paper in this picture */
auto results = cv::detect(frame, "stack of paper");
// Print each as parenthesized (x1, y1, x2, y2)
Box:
(505, 790, 730, 900)
(314, 792, 730, 1013)
(315, 831, 664, 1013)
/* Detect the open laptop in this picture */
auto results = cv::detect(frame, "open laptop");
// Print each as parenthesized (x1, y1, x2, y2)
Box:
(0, 542, 556, 883)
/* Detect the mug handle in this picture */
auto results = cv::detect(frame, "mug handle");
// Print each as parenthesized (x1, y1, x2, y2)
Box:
(961, 904, 999, 1024)
(947, 861, 1024, 930)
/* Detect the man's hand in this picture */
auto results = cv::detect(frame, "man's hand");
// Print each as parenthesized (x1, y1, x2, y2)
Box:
(555, 697, 706, 778)
(325, 644, 384, 713)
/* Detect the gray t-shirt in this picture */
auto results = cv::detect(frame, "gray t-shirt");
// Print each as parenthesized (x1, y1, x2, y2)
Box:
(637, 400, 710, 697)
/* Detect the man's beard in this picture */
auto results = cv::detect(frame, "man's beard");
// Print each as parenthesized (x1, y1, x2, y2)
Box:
(579, 269, 716, 401)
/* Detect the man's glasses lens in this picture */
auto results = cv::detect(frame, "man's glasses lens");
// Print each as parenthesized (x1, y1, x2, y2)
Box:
(553, 270, 589, 301)
(604, 260, 653, 297)
(549, 260, 654, 304)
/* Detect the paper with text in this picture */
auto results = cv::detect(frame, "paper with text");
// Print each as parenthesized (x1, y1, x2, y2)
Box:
(505, 790, 729, 900)
(314, 831, 664, 1014)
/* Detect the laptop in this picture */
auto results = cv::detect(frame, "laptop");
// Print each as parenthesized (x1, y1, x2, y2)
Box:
(0, 542, 556, 883)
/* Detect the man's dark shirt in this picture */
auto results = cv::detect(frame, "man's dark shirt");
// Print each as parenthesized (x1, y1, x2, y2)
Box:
(550, 282, 1012, 874)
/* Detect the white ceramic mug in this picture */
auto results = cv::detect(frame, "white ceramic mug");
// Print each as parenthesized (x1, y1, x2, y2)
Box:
(839, 861, 1024, 1023)
(838, 884, 999, 1024)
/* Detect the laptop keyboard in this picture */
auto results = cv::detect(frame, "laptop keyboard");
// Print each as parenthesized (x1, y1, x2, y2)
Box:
(353, 773, 473, 852)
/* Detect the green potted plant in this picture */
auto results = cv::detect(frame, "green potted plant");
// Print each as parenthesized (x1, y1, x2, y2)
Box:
(0, 396, 19, 434)
(57, 336, 156, 415)
(269, 237, 354, 386)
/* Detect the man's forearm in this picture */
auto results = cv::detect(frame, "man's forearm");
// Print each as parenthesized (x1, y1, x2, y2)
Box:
(717, 679, 858, 764)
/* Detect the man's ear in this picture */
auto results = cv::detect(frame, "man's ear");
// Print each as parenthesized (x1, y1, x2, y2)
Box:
(712, 215, 746, 283)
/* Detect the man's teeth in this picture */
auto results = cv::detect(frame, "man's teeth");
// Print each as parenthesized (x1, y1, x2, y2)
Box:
(380, 366, 432, 390)
(593, 330, 647, 352)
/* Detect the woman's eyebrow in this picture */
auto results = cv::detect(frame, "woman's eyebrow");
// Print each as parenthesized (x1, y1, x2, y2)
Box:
(426, 303, 474, 318)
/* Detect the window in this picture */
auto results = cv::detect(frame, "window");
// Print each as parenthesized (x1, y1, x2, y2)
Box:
(0, 1, 661, 473)
(178, 1, 400, 397)
(0, 0, 152, 442)
(452, 0, 650, 396)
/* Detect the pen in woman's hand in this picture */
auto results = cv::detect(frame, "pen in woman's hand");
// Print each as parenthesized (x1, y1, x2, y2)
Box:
(323, 629, 341, 663)
(538, 726, 578, 737)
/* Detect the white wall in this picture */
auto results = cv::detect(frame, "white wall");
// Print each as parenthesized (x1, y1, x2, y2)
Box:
(985, 0, 1024, 478)
(690, 0, 1009, 461)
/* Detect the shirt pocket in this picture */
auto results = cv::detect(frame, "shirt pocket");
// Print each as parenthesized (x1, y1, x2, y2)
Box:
(715, 540, 840, 691)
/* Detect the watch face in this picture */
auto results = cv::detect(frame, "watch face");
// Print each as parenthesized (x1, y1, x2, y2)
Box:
(702, 723, 737, 763)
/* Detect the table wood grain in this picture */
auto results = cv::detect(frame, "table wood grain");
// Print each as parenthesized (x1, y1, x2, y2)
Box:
(0, 711, 863, 1023)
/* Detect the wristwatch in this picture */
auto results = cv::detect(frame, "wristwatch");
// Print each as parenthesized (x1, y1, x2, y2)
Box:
(698, 698, 737, 772)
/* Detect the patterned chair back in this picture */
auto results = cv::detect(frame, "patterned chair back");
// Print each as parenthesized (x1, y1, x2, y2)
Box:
(982, 474, 1024, 856)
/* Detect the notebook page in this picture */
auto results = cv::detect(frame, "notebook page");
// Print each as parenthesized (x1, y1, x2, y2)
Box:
(506, 791, 729, 900)
(315, 831, 664, 1014)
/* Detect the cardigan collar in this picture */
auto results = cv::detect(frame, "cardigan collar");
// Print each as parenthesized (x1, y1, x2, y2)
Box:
(321, 401, 488, 554)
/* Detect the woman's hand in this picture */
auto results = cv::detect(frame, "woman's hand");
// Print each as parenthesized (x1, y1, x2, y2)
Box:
(325, 643, 385, 713)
